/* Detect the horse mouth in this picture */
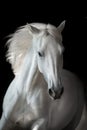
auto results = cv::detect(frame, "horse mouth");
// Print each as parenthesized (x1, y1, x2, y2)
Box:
(48, 87, 64, 100)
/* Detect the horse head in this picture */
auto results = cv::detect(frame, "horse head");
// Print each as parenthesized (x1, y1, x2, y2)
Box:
(29, 21, 65, 100)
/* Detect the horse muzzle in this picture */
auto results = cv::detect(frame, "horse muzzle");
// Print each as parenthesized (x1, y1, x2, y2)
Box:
(48, 87, 64, 100)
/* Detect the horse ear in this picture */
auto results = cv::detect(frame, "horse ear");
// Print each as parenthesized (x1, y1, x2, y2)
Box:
(28, 25, 41, 34)
(57, 20, 66, 33)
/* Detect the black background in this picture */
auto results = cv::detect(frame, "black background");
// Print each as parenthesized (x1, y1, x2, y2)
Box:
(0, 2, 87, 118)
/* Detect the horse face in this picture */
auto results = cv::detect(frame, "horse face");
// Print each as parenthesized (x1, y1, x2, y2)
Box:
(30, 21, 65, 100)
(36, 35, 64, 100)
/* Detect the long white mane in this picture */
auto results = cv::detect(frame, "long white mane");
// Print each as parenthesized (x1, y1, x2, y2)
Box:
(6, 23, 63, 74)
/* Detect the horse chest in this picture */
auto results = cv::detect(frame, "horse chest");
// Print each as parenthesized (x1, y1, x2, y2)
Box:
(11, 88, 47, 126)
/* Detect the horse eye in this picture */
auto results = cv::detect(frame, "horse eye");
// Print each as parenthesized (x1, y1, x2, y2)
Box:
(38, 52, 43, 57)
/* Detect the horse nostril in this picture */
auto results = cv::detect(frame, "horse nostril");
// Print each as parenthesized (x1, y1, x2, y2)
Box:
(49, 88, 52, 95)
(48, 88, 55, 98)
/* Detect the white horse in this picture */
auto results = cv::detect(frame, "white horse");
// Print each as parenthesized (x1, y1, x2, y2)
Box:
(0, 21, 87, 130)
